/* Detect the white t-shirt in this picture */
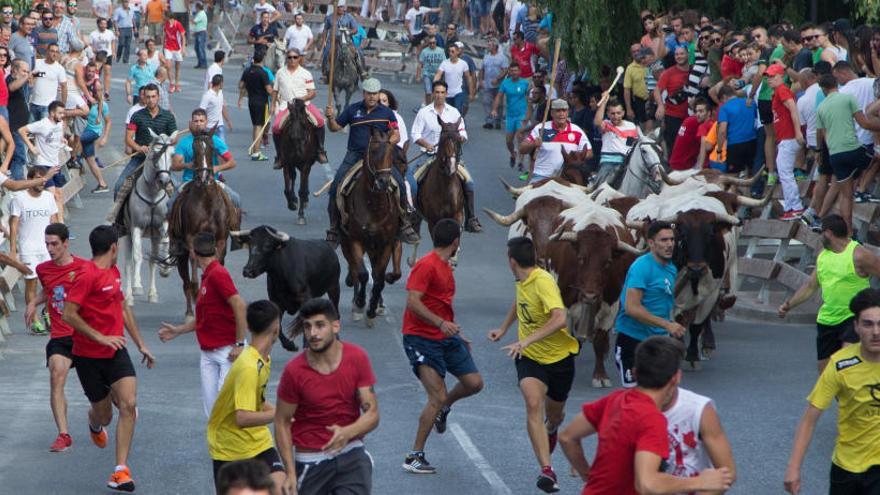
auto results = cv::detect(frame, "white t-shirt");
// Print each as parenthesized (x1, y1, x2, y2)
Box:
(31, 59, 67, 107)
(10, 191, 57, 255)
(600, 119, 639, 156)
(797, 83, 821, 148)
(0, 171, 7, 187)
(125, 103, 144, 124)
(273, 65, 316, 108)
(284, 25, 313, 52)
(199, 89, 225, 128)
(253, 2, 276, 18)
(528, 122, 591, 177)
(89, 29, 116, 55)
(840, 77, 877, 146)
(437, 59, 469, 97)
(405, 6, 430, 36)
(92, 0, 112, 18)
(394, 110, 407, 149)
(204, 62, 223, 90)
(26, 118, 65, 167)
(663, 388, 714, 479)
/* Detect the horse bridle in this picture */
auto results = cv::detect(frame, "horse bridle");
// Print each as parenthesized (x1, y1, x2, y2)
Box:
(135, 140, 173, 207)
(364, 134, 393, 191)
(192, 134, 215, 184)
(621, 141, 664, 195)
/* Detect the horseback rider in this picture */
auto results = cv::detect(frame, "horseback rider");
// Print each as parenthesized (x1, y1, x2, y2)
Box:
(271, 47, 328, 168)
(171, 108, 241, 209)
(411, 80, 482, 232)
(324, 78, 421, 246)
(520, 99, 593, 184)
(321, 1, 365, 82)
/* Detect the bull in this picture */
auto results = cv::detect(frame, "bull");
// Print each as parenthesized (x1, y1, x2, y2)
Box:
(230, 225, 341, 351)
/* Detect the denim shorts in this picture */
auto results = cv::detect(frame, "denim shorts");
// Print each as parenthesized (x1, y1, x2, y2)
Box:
(402, 334, 478, 379)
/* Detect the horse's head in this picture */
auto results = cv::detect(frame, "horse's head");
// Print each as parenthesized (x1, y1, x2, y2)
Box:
(146, 128, 176, 188)
(192, 127, 217, 184)
(436, 116, 462, 177)
(365, 127, 394, 191)
(619, 128, 664, 196)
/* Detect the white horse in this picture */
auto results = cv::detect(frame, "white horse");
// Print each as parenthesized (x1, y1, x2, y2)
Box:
(119, 130, 177, 305)
(616, 129, 665, 198)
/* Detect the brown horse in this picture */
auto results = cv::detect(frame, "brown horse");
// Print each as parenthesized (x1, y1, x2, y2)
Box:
(408, 117, 464, 266)
(274, 99, 318, 224)
(167, 129, 237, 318)
(340, 127, 402, 326)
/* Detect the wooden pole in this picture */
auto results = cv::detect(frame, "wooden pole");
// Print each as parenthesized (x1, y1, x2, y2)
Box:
(540, 38, 563, 127)
(326, 1, 341, 110)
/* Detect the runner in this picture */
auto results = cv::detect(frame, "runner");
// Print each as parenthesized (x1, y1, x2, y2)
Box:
(416, 32, 446, 105)
(161, 11, 186, 93)
(25, 223, 86, 451)
(519, 98, 591, 183)
(490, 63, 529, 170)
(559, 336, 734, 494)
(433, 41, 474, 112)
(275, 298, 379, 495)
(784, 287, 880, 494)
(89, 17, 116, 98)
(199, 74, 232, 142)
(614, 220, 685, 388)
(238, 48, 273, 162)
(207, 300, 285, 494)
(19, 100, 68, 223)
(62, 225, 155, 492)
(158, 231, 247, 417)
(401, 219, 483, 474)
(487, 236, 577, 493)
(282, 12, 314, 55)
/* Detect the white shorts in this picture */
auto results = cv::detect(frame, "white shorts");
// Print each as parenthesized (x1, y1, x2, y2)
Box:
(163, 49, 183, 62)
(21, 252, 50, 280)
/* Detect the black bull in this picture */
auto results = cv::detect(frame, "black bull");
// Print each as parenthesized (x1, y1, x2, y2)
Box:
(231, 225, 341, 351)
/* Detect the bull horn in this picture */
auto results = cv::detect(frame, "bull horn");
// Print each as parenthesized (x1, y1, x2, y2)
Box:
(736, 183, 775, 208)
(268, 228, 290, 242)
(658, 167, 685, 185)
(483, 207, 524, 226)
(616, 240, 643, 255)
(714, 211, 742, 225)
(626, 220, 645, 230)
(230, 230, 251, 237)
(719, 164, 767, 187)
(549, 230, 578, 242)
(498, 176, 529, 197)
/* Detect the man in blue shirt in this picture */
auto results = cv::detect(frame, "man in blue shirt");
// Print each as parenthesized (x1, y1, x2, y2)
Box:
(171, 108, 241, 208)
(126, 49, 156, 105)
(491, 63, 530, 168)
(715, 85, 758, 175)
(614, 220, 685, 387)
(324, 78, 419, 246)
(112, 0, 135, 63)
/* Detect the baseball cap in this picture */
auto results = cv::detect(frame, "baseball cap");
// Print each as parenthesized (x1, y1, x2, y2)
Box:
(361, 78, 381, 93)
(765, 64, 785, 77)
(550, 99, 569, 110)
(453, 41, 465, 49)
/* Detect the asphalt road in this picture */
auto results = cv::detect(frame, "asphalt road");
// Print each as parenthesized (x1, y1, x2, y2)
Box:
(0, 54, 839, 495)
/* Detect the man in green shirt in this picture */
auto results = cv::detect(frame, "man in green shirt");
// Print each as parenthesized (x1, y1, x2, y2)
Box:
(192, 2, 209, 68)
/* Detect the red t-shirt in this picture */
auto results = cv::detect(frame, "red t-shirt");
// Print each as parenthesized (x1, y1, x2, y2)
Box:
(0, 74, 9, 107)
(511, 42, 540, 78)
(67, 261, 125, 359)
(657, 66, 689, 119)
(402, 251, 455, 340)
(772, 84, 796, 142)
(36, 256, 87, 339)
(720, 54, 743, 79)
(163, 19, 185, 50)
(195, 260, 238, 350)
(580, 389, 669, 495)
(276, 342, 376, 450)
(668, 115, 702, 170)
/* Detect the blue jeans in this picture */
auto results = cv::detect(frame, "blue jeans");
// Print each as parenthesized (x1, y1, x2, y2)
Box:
(194, 30, 207, 67)
(116, 27, 133, 63)
(30, 103, 47, 122)
(329, 150, 406, 203)
(80, 129, 100, 157)
(169, 180, 241, 210)
(214, 124, 226, 142)
(482, 88, 499, 125)
(114, 154, 146, 198)
(10, 131, 26, 180)
(0, 106, 8, 123)
(446, 93, 466, 111)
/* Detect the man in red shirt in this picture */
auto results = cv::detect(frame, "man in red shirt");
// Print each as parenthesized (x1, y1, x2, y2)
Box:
(62, 225, 155, 492)
(558, 336, 733, 495)
(274, 298, 379, 495)
(768, 63, 805, 220)
(401, 218, 483, 474)
(510, 30, 539, 78)
(668, 97, 713, 170)
(157, 231, 248, 417)
(654, 46, 691, 153)
(25, 222, 86, 453)
(162, 11, 186, 92)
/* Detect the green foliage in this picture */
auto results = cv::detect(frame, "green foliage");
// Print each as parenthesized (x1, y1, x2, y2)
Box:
(854, 0, 880, 24)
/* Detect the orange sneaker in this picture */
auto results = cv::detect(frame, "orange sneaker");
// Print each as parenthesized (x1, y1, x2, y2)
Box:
(107, 466, 135, 492)
(89, 426, 107, 449)
(49, 433, 72, 452)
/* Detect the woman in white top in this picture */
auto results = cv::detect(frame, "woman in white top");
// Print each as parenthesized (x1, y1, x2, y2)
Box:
(379, 89, 415, 208)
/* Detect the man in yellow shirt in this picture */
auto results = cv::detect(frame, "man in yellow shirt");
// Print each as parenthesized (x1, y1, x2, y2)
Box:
(208, 300, 285, 494)
(489, 236, 578, 493)
(784, 288, 880, 494)
(623, 45, 651, 128)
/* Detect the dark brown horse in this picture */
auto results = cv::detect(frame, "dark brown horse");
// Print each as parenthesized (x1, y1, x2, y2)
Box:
(409, 117, 464, 266)
(168, 129, 237, 318)
(340, 127, 402, 326)
(274, 99, 318, 225)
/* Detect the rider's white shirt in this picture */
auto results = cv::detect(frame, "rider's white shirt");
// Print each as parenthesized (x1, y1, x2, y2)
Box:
(284, 24, 313, 52)
(273, 65, 315, 110)
(411, 103, 467, 151)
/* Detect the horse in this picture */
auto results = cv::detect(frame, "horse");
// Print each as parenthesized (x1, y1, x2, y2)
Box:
(328, 27, 360, 115)
(119, 129, 177, 305)
(274, 99, 318, 224)
(340, 127, 402, 326)
(408, 117, 463, 266)
(261, 38, 287, 74)
(615, 130, 666, 198)
(167, 129, 238, 318)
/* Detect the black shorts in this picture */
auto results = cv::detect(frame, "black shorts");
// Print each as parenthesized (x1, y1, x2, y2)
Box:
(73, 347, 136, 403)
(46, 336, 74, 367)
(248, 100, 269, 127)
(402, 334, 479, 379)
(818, 146, 833, 176)
(830, 147, 870, 182)
(758, 99, 773, 125)
(614, 332, 641, 388)
(515, 354, 575, 402)
(213, 448, 285, 491)
(632, 96, 648, 124)
(295, 447, 372, 495)
(726, 140, 757, 175)
(410, 31, 428, 47)
(830, 463, 880, 494)
(817, 317, 858, 361)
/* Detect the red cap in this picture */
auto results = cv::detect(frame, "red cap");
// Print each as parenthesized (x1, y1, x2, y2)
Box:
(765, 64, 785, 77)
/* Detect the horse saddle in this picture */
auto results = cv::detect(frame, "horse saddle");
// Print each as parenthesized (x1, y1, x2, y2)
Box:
(413, 159, 471, 185)
(105, 166, 146, 232)
(336, 160, 400, 226)
(275, 105, 319, 130)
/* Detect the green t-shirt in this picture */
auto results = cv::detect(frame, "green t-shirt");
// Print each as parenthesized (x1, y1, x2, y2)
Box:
(817, 91, 862, 155)
(812, 47, 824, 65)
(757, 44, 785, 100)
(192, 10, 208, 32)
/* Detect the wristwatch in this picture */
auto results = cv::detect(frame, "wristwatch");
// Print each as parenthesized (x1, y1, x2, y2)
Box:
(235, 341, 246, 347)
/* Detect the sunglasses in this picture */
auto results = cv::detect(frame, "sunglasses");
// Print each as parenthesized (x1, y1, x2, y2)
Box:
(711, 37, 722, 43)
(699, 35, 710, 41)
(43, 17, 54, 20)
(801, 35, 818, 41)
(1, 10, 12, 14)
(287, 55, 299, 59)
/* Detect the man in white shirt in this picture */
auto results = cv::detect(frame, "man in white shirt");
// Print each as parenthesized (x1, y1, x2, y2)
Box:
(91, 0, 111, 22)
(253, 0, 281, 24)
(834, 62, 880, 203)
(10, 166, 60, 317)
(797, 68, 827, 228)
(519, 99, 592, 183)
(20, 101, 68, 222)
(405, 0, 441, 39)
(199, 74, 231, 142)
(88, 17, 116, 95)
(433, 42, 475, 113)
(271, 47, 327, 165)
(30, 43, 67, 121)
(411, 79, 481, 232)
(283, 13, 313, 54)
(204, 50, 224, 90)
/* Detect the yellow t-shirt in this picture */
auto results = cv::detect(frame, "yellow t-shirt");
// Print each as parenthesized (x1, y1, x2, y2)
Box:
(515, 268, 579, 364)
(623, 61, 649, 100)
(807, 344, 880, 473)
(207, 346, 274, 461)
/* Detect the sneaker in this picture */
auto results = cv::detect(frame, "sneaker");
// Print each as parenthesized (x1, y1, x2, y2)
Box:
(96, 157, 106, 168)
(30, 317, 48, 335)
(41, 308, 51, 332)
(537, 466, 560, 493)
(780, 209, 805, 221)
(794, 169, 808, 182)
(519, 172, 529, 181)
(809, 217, 822, 232)
(433, 405, 451, 434)
(482, 123, 493, 129)
(251, 152, 268, 161)
(107, 466, 135, 492)
(92, 185, 109, 194)
(858, 191, 880, 203)
(402, 452, 437, 474)
(89, 425, 107, 449)
(509, 156, 515, 168)
(766, 173, 778, 186)
(49, 433, 72, 452)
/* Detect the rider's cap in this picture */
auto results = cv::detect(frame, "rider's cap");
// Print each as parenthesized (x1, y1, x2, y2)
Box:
(361, 78, 381, 93)
(550, 98, 569, 110)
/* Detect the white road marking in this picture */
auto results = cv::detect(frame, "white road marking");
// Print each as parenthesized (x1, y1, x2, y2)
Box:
(449, 422, 514, 495)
